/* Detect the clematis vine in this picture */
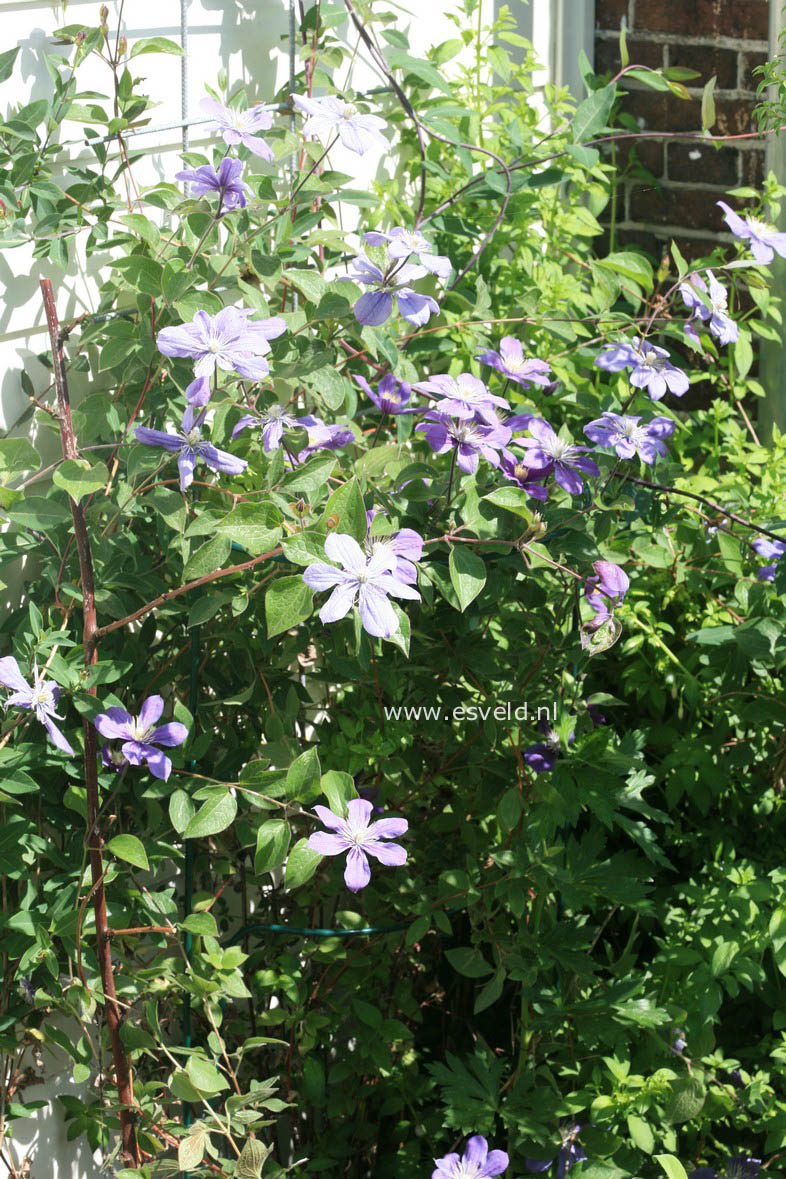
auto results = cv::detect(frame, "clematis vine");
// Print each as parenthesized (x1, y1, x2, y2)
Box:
(200, 96, 275, 160)
(307, 798, 407, 891)
(94, 695, 188, 782)
(291, 93, 387, 155)
(365, 511, 423, 584)
(498, 452, 549, 500)
(595, 336, 689, 400)
(175, 157, 249, 212)
(718, 199, 786, 264)
(135, 404, 247, 492)
(585, 560, 629, 622)
(432, 1134, 509, 1179)
(679, 270, 738, 345)
(416, 413, 512, 475)
(156, 306, 287, 381)
(752, 536, 786, 581)
(583, 411, 676, 464)
(354, 373, 417, 415)
(476, 337, 553, 388)
(345, 252, 440, 327)
(515, 418, 599, 494)
(303, 533, 420, 638)
(364, 227, 452, 279)
(296, 421, 355, 463)
(0, 657, 74, 755)
(413, 372, 510, 424)
(231, 403, 319, 450)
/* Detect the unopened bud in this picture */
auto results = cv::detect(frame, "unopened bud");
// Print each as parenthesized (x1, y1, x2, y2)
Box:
(117, 35, 127, 57)
(99, 4, 109, 19)
(75, 30, 87, 44)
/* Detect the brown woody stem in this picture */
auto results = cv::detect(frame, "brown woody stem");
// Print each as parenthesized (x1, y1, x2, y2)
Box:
(39, 279, 139, 1165)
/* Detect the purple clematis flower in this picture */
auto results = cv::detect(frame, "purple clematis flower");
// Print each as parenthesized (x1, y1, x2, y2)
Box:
(524, 720, 575, 774)
(94, 695, 188, 782)
(296, 421, 355, 463)
(525, 1125, 586, 1179)
(413, 373, 510, 424)
(0, 657, 74, 755)
(307, 797, 407, 891)
(679, 271, 738, 346)
(585, 560, 629, 620)
(354, 373, 416, 415)
(364, 227, 452, 280)
(292, 93, 387, 155)
(175, 157, 249, 212)
(498, 452, 549, 501)
(433, 1135, 509, 1179)
(200, 97, 274, 160)
(515, 419, 599, 494)
(476, 337, 553, 389)
(365, 511, 423, 584)
(690, 1157, 761, 1179)
(231, 403, 319, 449)
(303, 533, 420, 638)
(344, 253, 440, 328)
(718, 199, 786, 264)
(135, 404, 247, 492)
(752, 536, 786, 582)
(596, 336, 690, 401)
(156, 307, 287, 381)
(416, 413, 512, 475)
(583, 411, 676, 464)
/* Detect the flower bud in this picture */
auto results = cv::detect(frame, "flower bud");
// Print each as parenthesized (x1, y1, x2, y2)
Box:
(117, 35, 127, 57)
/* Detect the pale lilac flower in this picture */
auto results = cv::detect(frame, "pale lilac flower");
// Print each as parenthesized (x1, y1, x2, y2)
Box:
(597, 336, 689, 401)
(200, 97, 274, 160)
(185, 376, 212, 406)
(679, 271, 738, 345)
(344, 253, 439, 327)
(231, 403, 318, 449)
(296, 421, 355, 463)
(354, 373, 416, 415)
(175, 157, 249, 212)
(94, 695, 188, 782)
(516, 419, 599, 494)
(292, 93, 387, 155)
(718, 200, 786, 264)
(136, 404, 247, 492)
(365, 511, 423, 584)
(583, 412, 675, 464)
(433, 1134, 509, 1179)
(413, 373, 510, 424)
(416, 413, 512, 475)
(476, 337, 553, 388)
(0, 657, 74, 755)
(303, 533, 420, 638)
(498, 452, 549, 501)
(307, 797, 407, 891)
(595, 341, 639, 372)
(585, 560, 629, 620)
(364, 227, 452, 280)
(752, 537, 786, 582)
(525, 1125, 586, 1179)
(156, 307, 287, 381)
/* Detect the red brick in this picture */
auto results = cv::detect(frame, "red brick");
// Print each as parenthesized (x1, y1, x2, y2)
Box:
(668, 142, 739, 186)
(624, 89, 758, 135)
(596, 36, 664, 74)
(740, 51, 768, 92)
(596, 0, 628, 28)
(631, 0, 769, 41)
(667, 44, 738, 90)
(628, 182, 728, 229)
(740, 148, 766, 187)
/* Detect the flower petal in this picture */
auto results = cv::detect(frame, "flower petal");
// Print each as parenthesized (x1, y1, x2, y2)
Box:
(344, 846, 371, 891)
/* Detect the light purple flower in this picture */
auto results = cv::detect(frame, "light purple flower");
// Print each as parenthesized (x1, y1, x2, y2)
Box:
(364, 227, 451, 280)
(752, 536, 786, 582)
(718, 200, 786, 265)
(516, 419, 599, 495)
(292, 93, 387, 156)
(476, 337, 553, 388)
(135, 404, 248, 492)
(585, 560, 629, 619)
(344, 253, 439, 328)
(231, 403, 319, 449)
(596, 337, 689, 401)
(307, 797, 407, 891)
(175, 157, 249, 212)
(416, 413, 512, 475)
(413, 373, 510, 425)
(0, 657, 74, 755)
(200, 97, 274, 160)
(354, 373, 416, 415)
(303, 533, 420, 638)
(94, 695, 188, 782)
(583, 411, 675, 464)
(498, 452, 549, 501)
(365, 511, 423, 584)
(679, 271, 738, 346)
(296, 421, 355, 463)
(156, 307, 287, 381)
(433, 1134, 509, 1179)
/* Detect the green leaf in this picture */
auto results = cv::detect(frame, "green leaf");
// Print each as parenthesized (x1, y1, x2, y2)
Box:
(182, 912, 218, 936)
(254, 819, 291, 874)
(664, 1076, 706, 1124)
(107, 834, 149, 871)
(701, 75, 717, 131)
(0, 47, 20, 84)
(178, 1127, 207, 1172)
(656, 1157, 689, 1179)
(286, 747, 321, 803)
(52, 460, 109, 502)
(732, 327, 753, 378)
(387, 49, 452, 94)
(322, 478, 366, 539)
(169, 790, 194, 835)
(184, 535, 232, 581)
(473, 968, 505, 1014)
(597, 251, 654, 289)
(445, 947, 493, 978)
(286, 268, 326, 304)
(285, 837, 323, 889)
(236, 1137, 272, 1179)
(320, 770, 356, 813)
(129, 36, 183, 57)
(449, 547, 486, 611)
(770, 907, 786, 977)
(0, 438, 39, 476)
(185, 1056, 229, 1095)
(482, 486, 534, 520)
(213, 504, 282, 556)
(627, 1115, 655, 1154)
(184, 790, 237, 838)
(281, 530, 329, 567)
(265, 575, 314, 638)
(280, 454, 337, 499)
(572, 84, 616, 143)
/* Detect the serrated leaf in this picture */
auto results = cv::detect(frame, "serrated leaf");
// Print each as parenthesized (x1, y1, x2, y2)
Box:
(107, 834, 149, 871)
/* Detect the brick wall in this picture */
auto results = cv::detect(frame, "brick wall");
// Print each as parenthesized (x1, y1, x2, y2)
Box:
(595, 0, 770, 259)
